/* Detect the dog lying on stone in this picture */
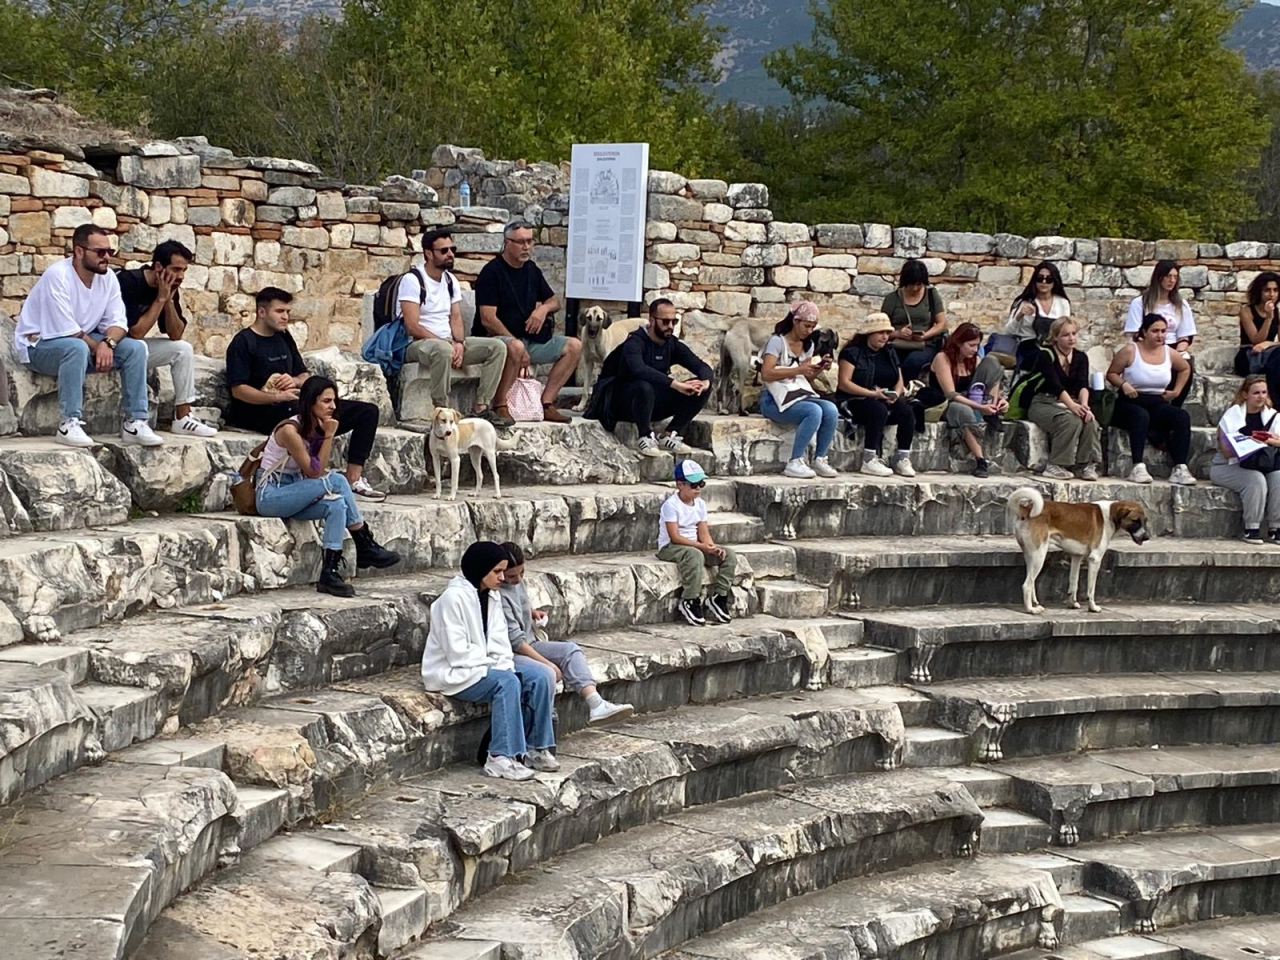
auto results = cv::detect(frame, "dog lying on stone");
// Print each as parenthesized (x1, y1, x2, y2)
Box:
(1007, 486, 1150, 614)
(428, 407, 516, 500)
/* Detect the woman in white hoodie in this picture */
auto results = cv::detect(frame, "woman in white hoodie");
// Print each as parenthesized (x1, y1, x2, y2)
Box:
(1211, 375, 1280, 545)
(420, 540, 557, 781)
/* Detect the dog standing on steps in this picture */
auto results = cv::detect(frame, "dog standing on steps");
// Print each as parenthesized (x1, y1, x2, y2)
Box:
(428, 407, 515, 500)
(1007, 486, 1150, 614)
(576, 306, 683, 410)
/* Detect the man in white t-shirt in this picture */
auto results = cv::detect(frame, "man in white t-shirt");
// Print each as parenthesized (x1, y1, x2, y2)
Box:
(13, 224, 163, 448)
(401, 229, 514, 426)
(656, 459, 738, 627)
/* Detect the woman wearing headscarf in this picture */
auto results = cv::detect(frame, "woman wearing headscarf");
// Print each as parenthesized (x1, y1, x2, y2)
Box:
(420, 540, 557, 781)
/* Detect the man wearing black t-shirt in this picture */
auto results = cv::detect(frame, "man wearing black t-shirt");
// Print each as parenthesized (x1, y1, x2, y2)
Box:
(224, 287, 387, 500)
(118, 239, 219, 437)
(473, 220, 580, 423)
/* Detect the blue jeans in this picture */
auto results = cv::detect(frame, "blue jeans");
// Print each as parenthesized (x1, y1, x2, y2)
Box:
(255, 471, 362, 550)
(23, 334, 149, 422)
(453, 663, 556, 758)
(760, 391, 838, 460)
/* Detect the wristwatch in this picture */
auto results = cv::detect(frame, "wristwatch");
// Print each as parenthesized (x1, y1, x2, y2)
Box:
(104, 338, 117, 351)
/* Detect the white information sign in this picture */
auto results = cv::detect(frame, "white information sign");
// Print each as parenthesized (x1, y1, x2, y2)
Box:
(565, 142, 649, 303)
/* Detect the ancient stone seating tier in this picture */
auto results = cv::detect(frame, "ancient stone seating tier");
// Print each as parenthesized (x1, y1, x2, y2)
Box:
(1, 337, 1278, 958)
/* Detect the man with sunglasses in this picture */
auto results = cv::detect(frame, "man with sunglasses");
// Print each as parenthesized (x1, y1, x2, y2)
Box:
(401, 229, 513, 426)
(473, 220, 580, 423)
(13, 224, 162, 448)
(583, 298, 712, 457)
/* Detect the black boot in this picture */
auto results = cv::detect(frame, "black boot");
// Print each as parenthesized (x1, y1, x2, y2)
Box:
(318, 549, 355, 597)
(352, 524, 401, 569)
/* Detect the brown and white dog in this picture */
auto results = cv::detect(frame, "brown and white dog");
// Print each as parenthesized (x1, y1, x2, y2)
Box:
(1007, 486, 1150, 614)
(576, 305, 683, 409)
(428, 407, 516, 500)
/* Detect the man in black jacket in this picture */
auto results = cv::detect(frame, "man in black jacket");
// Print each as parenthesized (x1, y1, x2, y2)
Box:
(584, 298, 713, 456)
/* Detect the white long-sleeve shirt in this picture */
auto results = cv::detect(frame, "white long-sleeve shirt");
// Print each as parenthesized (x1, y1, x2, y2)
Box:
(1124, 295, 1197, 346)
(13, 257, 127, 364)
(1003, 295, 1071, 339)
(420, 575, 515, 695)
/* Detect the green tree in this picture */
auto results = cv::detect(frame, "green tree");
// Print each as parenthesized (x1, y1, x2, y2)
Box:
(1240, 68, 1280, 240)
(756, 0, 1268, 239)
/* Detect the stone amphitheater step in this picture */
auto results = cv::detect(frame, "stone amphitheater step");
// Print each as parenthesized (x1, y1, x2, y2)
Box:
(858, 602, 1280, 684)
(918, 672, 1280, 764)
(1006, 913, 1280, 958)
(121, 687, 913, 958)
(790, 536, 1277, 610)
(996, 743, 1280, 849)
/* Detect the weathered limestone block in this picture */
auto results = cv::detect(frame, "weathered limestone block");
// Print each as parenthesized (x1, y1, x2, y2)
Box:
(1027, 235, 1073, 259)
(809, 267, 853, 293)
(648, 194, 703, 222)
(0, 471, 31, 538)
(94, 438, 215, 512)
(118, 154, 202, 189)
(926, 231, 994, 255)
(1, 444, 131, 529)
(727, 182, 769, 208)
(741, 243, 788, 267)
(1098, 237, 1145, 267)
(495, 419, 650, 485)
(647, 171, 687, 194)
(303, 347, 395, 425)
(0, 663, 100, 805)
(724, 220, 767, 243)
(1225, 240, 1269, 259)
(703, 202, 732, 224)
(893, 227, 927, 258)
(994, 233, 1029, 258)
(647, 242, 701, 264)
(28, 167, 89, 199)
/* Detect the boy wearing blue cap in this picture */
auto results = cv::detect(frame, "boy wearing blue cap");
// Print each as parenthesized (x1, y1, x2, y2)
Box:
(657, 459, 738, 626)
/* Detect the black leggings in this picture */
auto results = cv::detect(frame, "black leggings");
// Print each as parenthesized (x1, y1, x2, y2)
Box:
(1112, 392, 1191, 465)
(839, 396, 916, 453)
(226, 397, 380, 466)
(611, 377, 709, 437)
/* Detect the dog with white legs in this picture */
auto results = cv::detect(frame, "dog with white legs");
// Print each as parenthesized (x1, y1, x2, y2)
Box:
(428, 407, 515, 500)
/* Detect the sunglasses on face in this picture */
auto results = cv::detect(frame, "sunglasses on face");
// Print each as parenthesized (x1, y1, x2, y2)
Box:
(86, 247, 112, 257)
(684, 480, 705, 489)
(434, 246, 457, 254)
(1035, 275, 1053, 283)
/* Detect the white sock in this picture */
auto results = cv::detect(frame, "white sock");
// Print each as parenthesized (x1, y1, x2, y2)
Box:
(585, 692, 604, 709)
(895, 450, 910, 459)
(862, 450, 877, 462)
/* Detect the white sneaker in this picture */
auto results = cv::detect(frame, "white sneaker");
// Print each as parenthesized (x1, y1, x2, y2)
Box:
(1129, 463, 1153, 484)
(170, 414, 217, 438)
(483, 754, 537, 781)
(812, 456, 839, 478)
(637, 433, 663, 458)
(1169, 464, 1197, 486)
(55, 418, 94, 448)
(351, 476, 387, 501)
(783, 458, 816, 479)
(588, 700, 635, 726)
(121, 419, 164, 447)
(524, 748, 560, 773)
(860, 456, 892, 477)
(659, 432, 693, 455)
(1079, 463, 1100, 481)
(893, 455, 916, 478)
(1043, 464, 1074, 481)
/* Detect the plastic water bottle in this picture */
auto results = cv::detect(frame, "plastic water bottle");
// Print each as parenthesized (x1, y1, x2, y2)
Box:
(459, 180, 471, 208)
(968, 383, 986, 405)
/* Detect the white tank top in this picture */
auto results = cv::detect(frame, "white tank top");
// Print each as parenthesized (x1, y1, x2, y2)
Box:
(256, 417, 303, 487)
(1123, 346, 1172, 394)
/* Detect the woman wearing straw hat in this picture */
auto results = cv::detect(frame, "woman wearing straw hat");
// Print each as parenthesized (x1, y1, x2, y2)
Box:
(835, 313, 917, 477)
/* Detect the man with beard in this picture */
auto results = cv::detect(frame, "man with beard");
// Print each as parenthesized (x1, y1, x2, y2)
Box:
(13, 223, 162, 447)
(583, 298, 713, 457)
(402, 229, 513, 426)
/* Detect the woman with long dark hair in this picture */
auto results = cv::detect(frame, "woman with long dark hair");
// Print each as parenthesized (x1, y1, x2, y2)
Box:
(1236, 271, 1280, 402)
(255, 376, 400, 596)
(1123, 260, 1197, 405)
(928, 322, 1006, 477)
(1105, 313, 1195, 486)
(758, 300, 840, 479)
(1001, 261, 1070, 370)
(882, 259, 948, 381)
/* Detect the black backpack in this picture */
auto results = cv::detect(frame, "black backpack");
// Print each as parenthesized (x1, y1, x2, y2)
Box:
(371, 267, 455, 329)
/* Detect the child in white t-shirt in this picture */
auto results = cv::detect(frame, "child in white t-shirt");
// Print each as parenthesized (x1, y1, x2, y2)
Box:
(656, 459, 738, 626)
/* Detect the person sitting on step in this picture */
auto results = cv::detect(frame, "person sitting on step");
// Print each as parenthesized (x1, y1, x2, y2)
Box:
(835, 312, 917, 478)
(225, 287, 388, 501)
(1123, 259, 1197, 407)
(1026, 317, 1103, 481)
(656, 459, 738, 627)
(473, 220, 580, 423)
(582, 297, 712, 457)
(1106, 312, 1196, 486)
(498, 541, 635, 725)
(758, 300, 841, 479)
(1001, 261, 1071, 373)
(1235, 270, 1280, 403)
(927, 322, 1006, 478)
(420, 540, 559, 781)
(253, 376, 400, 597)
(883, 258, 948, 383)
(400, 229, 514, 426)
(1212, 375, 1280, 545)
(13, 223, 163, 448)
(117, 239, 219, 438)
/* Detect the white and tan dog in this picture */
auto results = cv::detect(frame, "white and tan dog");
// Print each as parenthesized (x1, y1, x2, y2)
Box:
(576, 306, 683, 409)
(1007, 486, 1150, 615)
(428, 407, 516, 500)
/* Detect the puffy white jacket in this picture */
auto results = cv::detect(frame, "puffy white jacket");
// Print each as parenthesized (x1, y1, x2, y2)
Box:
(420, 575, 515, 695)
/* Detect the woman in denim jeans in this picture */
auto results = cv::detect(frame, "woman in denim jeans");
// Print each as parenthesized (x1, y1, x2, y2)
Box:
(255, 376, 400, 596)
(758, 300, 840, 479)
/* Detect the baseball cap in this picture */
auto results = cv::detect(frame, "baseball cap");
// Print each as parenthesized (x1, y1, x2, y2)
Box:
(674, 459, 707, 484)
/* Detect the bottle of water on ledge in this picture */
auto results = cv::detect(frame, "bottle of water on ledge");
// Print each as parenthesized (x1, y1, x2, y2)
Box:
(460, 180, 471, 208)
